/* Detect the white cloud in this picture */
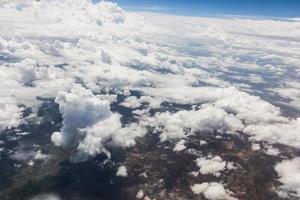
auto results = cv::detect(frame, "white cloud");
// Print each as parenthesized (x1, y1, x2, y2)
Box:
(0, 97, 23, 131)
(51, 85, 146, 162)
(145, 105, 244, 141)
(141, 86, 300, 149)
(74, 115, 146, 162)
(196, 156, 234, 176)
(139, 96, 161, 109)
(275, 158, 300, 197)
(10, 149, 48, 166)
(136, 190, 144, 199)
(191, 182, 209, 194)
(200, 140, 207, 146)
(116, 165, 128, 177)
(30, 193, 60, 200)
(244, 118, 300, 149)
(51, 85, 112, 147)
(121, 96, 141, 109)
(0, 0, 300, 165)
(191, 182, 237, 200)
(264, 145, 280, 156)
(251, 143, 261, 151)
(270, 81, 300, 111)
(213, 89, 287, 125)
(173, 139, 186, 152)
(144, 86, 287, 125)
(121, 95, 162, 109)
(34, 150, 48, 160)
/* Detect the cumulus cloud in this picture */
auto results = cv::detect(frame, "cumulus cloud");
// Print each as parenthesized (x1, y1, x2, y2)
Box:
(196, 156, 234, 176)
(51, 85, 146, 162)
(275, 158, 300, 197)
(51, 85, 112, 147)
(121, 96, 141, 109)
(116, 165, 128, 177)
(30, 193, 60, 200)
(145, 105, 244, 141)
(136, 190, 144, 199)
(244, 118, 300, 148)
(191, 182, 237, 200)
(141, 86, 300, 150)
(173, 139, 186, 152)
(0, 97, 23, 131)
(121, 95, 161, 109)
(74, 115, 146, 162)
(145, 86, 287, 125)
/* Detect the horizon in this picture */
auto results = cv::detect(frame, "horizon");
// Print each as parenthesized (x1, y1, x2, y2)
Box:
(93, 0, 300, 18)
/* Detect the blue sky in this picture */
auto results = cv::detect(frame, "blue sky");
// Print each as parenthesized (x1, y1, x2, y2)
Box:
(99, 0, 300, 18)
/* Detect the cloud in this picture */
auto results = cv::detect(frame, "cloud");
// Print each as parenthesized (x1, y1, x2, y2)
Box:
(244, 118, 300, 148)
(196, 156, 234, 176)
(30, 193, 60, 200)
(51, 85, 112, 147)
(141, 86, 300, 150)
(10, 149, 49, 166)
(173, 139, 186, 152)
(144, 86, 287, 125)
(0, 0, 300, 169)
(51, 85, 146, 162)
(116, 165, 128, 177)
(191, 182, 237, 200)
(136, 190, 144, 199)
(121, 95, 161, 109)
(0, 97, 23, 131)
(121, 96, 142, 109)
(269, 81, 300, 111)
(275, 158, 300, 197)
(144, 105, 244, 141)
(74, 114, 146, 162)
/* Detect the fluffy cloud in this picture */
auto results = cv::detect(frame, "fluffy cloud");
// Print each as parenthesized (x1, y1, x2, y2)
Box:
(145, 105, 244, 141)
(244, 118, 300, 148)
(136, 190, 144, 199)
(121, 95, 161, 109)
(51, 85, 146, 162)
(191, 182, 237, 200)
(173, 139, 186, 152)
(141, 86, 300, 150)
(270, 81, 300, 111)
(196, 156, 234, 176)
(145, 86, 286, 125)
(275, 158, 300, 197)
(116, 165, 128, 177)
(51, 85, 112, 147)
(0, 97, 23, 131)
(74, 115, 146, 162)
(213, 89, 287, 125)
(121, 96, 141, 109)
(30, 194, 60, 200)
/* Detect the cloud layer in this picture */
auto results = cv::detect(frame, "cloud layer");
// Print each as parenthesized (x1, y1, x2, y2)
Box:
(0, 1, 300, 197)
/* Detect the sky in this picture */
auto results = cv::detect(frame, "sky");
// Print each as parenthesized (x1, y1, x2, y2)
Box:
(102, 0, 300, 18)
